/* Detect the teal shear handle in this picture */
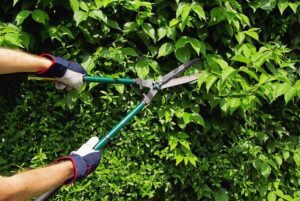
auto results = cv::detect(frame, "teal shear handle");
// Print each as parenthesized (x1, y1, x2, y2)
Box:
(94, 101, 145, 150)
(83, 76, 135, 85)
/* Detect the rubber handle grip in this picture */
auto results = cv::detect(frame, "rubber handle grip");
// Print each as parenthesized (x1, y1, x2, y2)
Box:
(35, 186, 61, 201)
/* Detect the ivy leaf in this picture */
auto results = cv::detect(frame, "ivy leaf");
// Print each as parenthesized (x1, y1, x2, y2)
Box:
(69, 0, 80, 12)
(175, 46, 191, 63)
(32, 9, 49, 25)
(191, 2, 206, 20)
(74, 10, 88, 26)
(157, 43, 175, 58)
(278, 0, 289, 15)
(15, 10, 31, 26)
(142, 23, 156, 41)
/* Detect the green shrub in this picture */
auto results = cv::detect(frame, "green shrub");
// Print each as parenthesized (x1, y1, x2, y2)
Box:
(0, 0, 299, 200)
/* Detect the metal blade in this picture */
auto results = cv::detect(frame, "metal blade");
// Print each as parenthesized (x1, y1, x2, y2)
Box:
(162, 58, 200, 84)
(161, 73, 200, 89)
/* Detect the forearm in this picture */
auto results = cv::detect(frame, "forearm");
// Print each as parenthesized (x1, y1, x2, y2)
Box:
(0, 161, 74, 201)
(0, 48, 51, 74)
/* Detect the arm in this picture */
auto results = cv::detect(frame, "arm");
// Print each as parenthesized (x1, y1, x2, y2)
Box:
(0, 48, 87, 90)
(0, 137, 101, 201)
(0, 48, 51, 74)
(0, 161, 73, 201)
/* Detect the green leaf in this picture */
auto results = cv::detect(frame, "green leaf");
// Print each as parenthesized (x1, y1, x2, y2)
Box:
(15, 10, 31, 26)
(222, 66, 237, 82)
(273, 83, 291, 100)
(267, 191, 277, 201)
(236, 32, 245, 44)
(142, 23, 156, 41)
(278, 0, 289, 15)
(191, 2, 206, 20)
(175, 47, 191, 63)
(293, 150, 300, 167)
(260, 162, 271, 178)
(189, 113, 205, 127)
(206, 74, 218, 92)
(74, 10, 88, 26)
(81, 55, 95, 73)
(240, 67, 259, 81)
(175, 154, 184, 165)
(169, 18, 180, 26)
(179, 140, 190, 150)
(176, 36, 189, 49)
(135, 60, 149, 79)
(189, 38, 206, 55)
(181, 4, 191, 23)
(32, 9, 49, 25)
(289, 2, 299, 13)
(157, 27, 167, 41)
(212, 58, 228, 69)
(169, 136, 178, 150)
(106, 19, 120, 29)
(122, 47, 139, 57)
(197, 71, 209, 89)
(244, 28, 259, 41)
(123, 22, 137, 34)
(214, 189, 229, 201)
(284, 86, 298, 104)
(157, 43, 175, 58)
(69, 0, 80, 12)
(13, 0, 20, 6)
(231, 55, 251, 64)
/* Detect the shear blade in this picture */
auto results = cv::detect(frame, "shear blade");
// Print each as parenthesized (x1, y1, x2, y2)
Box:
(161, 73, 200, 89)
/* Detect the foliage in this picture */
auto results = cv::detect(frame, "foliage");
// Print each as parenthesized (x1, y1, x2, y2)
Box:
(0, 0, 300, 200)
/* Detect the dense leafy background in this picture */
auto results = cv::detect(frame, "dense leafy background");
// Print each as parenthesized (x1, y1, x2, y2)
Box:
(0, 0, 300, 200)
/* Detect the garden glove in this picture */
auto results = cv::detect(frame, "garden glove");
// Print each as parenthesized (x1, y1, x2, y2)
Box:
(54, 136, 102, 184)
(38, 54, 87, 90)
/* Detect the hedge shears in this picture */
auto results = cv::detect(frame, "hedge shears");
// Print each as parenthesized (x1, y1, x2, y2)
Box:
(30, 58, 201, 201)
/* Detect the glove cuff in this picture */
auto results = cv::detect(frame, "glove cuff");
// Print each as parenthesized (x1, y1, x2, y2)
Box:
(53, 155, 87, 185)
(38, 54, 67, 78)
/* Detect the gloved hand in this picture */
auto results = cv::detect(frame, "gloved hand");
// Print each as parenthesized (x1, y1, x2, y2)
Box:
(38, 54, 87, 90)
(54, 137, 102, 184)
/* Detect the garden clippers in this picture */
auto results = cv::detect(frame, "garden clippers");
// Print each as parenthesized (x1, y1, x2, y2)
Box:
(29, 58, 201, 201)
